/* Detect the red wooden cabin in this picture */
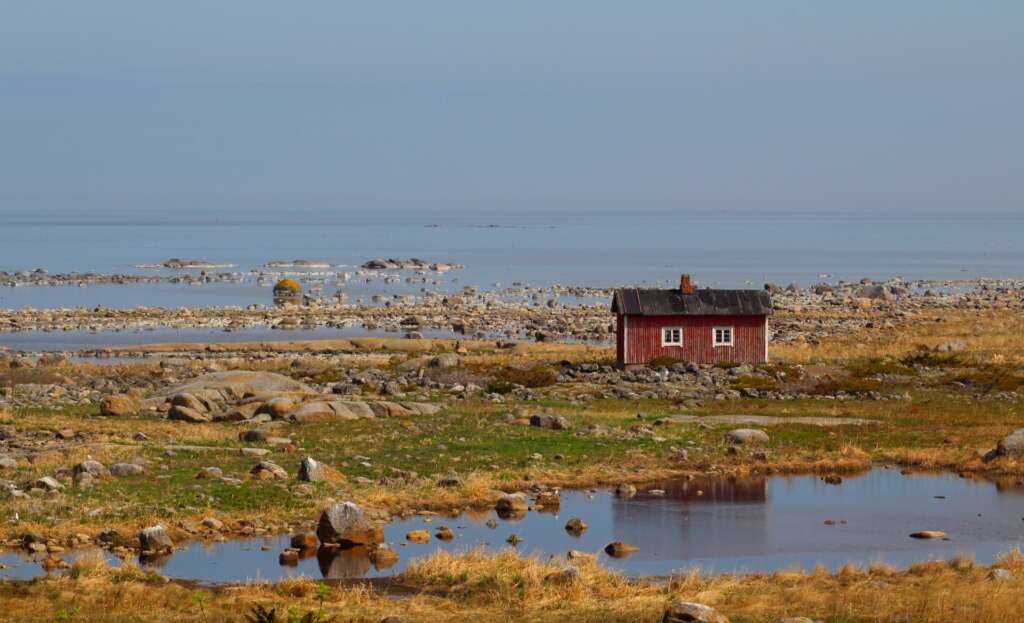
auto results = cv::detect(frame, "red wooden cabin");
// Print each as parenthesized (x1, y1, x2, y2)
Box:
(611, 274, 772, 367)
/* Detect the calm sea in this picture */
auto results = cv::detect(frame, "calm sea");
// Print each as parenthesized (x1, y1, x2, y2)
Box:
(1, 208, 1021, 311)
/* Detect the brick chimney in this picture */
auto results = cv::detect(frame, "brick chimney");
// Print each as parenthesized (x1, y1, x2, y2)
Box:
(680, 273, 693, 295)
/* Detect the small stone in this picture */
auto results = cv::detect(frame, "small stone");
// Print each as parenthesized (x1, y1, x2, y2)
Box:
(564, 518, 588, 535)
(909, 531, 947, 539)
(604, 541, 640, 557)
(614, 483, 637, 498)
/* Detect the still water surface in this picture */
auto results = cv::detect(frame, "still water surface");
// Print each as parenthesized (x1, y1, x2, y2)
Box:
(3, 469, 1024, 583)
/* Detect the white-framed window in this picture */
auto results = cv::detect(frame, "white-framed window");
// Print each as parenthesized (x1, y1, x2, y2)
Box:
(713, 326, 734, 347)
(661, 326, 683, 346)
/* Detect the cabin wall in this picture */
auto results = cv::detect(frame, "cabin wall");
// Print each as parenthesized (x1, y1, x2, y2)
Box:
(619, 314, 767, 365)
(615, 313, 625, 368)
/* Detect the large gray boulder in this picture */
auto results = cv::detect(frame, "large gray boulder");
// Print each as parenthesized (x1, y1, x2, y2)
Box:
(663, 602, 729, 623)
(316, 502, 383, 546)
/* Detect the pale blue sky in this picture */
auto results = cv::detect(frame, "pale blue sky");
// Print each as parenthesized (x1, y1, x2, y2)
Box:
(1, 2, 1021, 214)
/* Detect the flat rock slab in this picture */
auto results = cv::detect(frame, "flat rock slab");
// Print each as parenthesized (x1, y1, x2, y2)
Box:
(671, 414, 877, 427)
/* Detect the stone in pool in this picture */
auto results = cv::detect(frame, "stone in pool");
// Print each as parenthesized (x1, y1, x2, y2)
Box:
(316, 501, 383, 547)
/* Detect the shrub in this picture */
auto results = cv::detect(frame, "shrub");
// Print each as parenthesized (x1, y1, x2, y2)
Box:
(811, 377, 885, 395)
(942, 367, 1024, 392)
(846, 359, 917, 378)
(900, 350, 963, 368)
(729, 375, 779, 392)
(485, 365, 557, 394)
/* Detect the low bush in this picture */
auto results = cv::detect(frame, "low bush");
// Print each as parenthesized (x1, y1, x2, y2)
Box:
(485, 365, 557, 394)
(846, 359, 917, 378)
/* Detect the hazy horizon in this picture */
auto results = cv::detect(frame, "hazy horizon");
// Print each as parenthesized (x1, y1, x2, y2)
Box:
(2, 3, 1022, 215)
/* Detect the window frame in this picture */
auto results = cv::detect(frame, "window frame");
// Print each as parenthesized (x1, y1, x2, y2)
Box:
(713, 326, 734, 347)
(661, 326, 683, 347)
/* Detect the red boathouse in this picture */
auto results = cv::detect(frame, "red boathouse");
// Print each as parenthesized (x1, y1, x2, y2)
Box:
(611, 274, 772, 367)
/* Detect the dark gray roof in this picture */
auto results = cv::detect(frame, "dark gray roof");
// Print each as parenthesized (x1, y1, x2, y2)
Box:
(611, 288, 772, 316)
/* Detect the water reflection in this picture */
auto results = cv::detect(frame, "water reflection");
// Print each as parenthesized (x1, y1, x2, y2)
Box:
(4, 469, 1024, 583)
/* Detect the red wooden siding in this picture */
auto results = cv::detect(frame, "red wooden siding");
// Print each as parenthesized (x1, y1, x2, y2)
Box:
(618, 314, 767, 366)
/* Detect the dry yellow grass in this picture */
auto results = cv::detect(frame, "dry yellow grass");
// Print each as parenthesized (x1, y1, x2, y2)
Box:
(774, 308, 1024, 365)
(4, 548, 1024, 622)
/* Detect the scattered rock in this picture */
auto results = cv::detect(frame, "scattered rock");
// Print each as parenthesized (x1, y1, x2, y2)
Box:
(316, 501, 383, 547)
(249, 461, 288, 480)
(495, 493, 529, 517)
(139, 525, 173, 553)
(564, 518, 588, 535)
(909, 531, 947, 539)
(529, 414, 571, 430)
(663, 602, 729, 623)
(297, 456, 345, 483)
(614, 483, 637, 498)
(100, 394, 139, 416)
(604, 541, 640, 557)
(725, 428, 770, 445)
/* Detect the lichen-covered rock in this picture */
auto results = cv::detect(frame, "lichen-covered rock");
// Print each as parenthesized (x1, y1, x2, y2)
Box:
(297, 456, 345, 483)
(316, 501, 383, 546)
(139, 525, 174, 552)
(100, 394, 139, 416)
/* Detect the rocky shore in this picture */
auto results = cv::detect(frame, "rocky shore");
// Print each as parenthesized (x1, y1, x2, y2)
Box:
(2, 276, 1021, 349)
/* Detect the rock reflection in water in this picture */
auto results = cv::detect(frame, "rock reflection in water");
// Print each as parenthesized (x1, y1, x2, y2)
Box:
(612, 476, 769, 562)
(317, 546, 373, 579)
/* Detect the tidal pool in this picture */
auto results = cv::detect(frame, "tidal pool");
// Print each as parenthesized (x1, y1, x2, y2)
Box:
(4, 469, 1024, 583)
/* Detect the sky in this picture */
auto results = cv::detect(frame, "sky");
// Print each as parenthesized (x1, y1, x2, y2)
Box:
(1, 2, 1022, 215)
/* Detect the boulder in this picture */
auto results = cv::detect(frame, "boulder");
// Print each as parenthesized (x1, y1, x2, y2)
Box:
(725, 429, 770, 445)
(164, 371, 312, 399)
(316, 502, 384, 547)
(72, 460, 109, 480)
(604, 541, 640, 557)
(429, 354, 461, 369)
(35, 476, 63, 491)
(996, 429, 1024, 458)
(258, 397, 295, 419)
(495, 493, 529, 517)
(297, 456, 346, 483)
(139, 525, 174, 552)
(290, 401, 342, 423)
(249, 461, 288, 480)
(238, 429, 270, 443)
(290, 533, 318, 550)
(406, 530, 431, 543)
(100, 394, 139, 416)
(663, 602, 729, 623)
(168, 405, 211, 423)
(109, 463, 146, 477)
(530, 414, 571, 430)
(170, 393, 207, 413)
